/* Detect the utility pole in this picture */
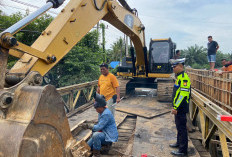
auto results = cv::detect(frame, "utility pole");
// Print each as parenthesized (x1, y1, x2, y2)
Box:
(96, 22, 100, 45)
(100, 23, 106, 62)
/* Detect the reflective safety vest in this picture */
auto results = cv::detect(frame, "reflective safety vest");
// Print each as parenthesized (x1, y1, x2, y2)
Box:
(173, 72, 191, 110)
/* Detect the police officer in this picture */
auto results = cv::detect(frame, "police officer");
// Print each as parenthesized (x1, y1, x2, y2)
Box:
(169, 58, 191, 156)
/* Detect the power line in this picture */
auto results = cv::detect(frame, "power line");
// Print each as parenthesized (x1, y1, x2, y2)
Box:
(1, 4, 34, 12)
(10, 0, 41, 9)
(8, 0, 58, 15)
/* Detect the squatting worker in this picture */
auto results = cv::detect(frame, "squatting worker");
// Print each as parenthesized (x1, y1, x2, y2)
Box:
(81, 94, 118, 157)
(169, 58, 191, 157)
(207, 36, 219, 71)
(220, 59, 232, 74)
(97, 63, 120, 116)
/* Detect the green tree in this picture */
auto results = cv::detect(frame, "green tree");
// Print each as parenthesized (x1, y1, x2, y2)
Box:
(182, 44, 208, 66)
(107, 37, 125, 63)
(47, 30, 104, 87)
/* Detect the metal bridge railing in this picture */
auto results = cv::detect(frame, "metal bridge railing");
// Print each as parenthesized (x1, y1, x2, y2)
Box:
(186, 68, 232, 114)
(57, 80, 98, 112)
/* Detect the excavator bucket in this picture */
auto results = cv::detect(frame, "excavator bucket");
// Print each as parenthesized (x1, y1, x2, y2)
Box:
(0, 84, 90, 157)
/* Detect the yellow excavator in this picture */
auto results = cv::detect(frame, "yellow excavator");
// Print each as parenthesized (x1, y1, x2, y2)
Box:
(117, 38, 176, 99)
(0, 0, 174, 156)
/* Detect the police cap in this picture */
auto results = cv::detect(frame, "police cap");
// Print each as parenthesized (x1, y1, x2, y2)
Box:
(169, 58, 186, 67)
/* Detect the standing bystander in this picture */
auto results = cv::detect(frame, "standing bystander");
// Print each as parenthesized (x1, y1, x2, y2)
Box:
(97, 63, 120, 116)
(207, 36, 219, 71)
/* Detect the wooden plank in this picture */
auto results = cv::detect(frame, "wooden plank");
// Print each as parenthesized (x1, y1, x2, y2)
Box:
(71, 120, 86, 136)
(116, 96, 170, 118)
(75, 129, 92, 141)
(116, 106, 170, 118)
(87, 86, 95, 101)
(68, 92, 74, 109)
(219, 130, 230, 157)
(71, 90, 81, 110)
(115, 112, 127, 127)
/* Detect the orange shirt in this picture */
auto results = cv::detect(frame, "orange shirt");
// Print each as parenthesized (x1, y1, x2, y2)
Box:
(98, 73, 119, 101)
(224, 65, 232, 71)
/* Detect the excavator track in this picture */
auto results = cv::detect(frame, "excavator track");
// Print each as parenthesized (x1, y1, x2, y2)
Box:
(157, 78, 174, 102)
(117, 77, 131, 98)
(118, 77, 174, 102)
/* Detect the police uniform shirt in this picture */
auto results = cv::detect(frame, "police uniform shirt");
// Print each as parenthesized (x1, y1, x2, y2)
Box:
(172, 71, 191, 114)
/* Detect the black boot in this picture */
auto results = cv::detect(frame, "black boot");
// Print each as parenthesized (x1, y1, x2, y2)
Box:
(171, 150, 187, 156)
(169, 143, 179, 148)
(92, 149, 101, 157)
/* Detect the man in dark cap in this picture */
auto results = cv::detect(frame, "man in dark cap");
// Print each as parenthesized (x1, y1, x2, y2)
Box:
(81, 94, 118, 157)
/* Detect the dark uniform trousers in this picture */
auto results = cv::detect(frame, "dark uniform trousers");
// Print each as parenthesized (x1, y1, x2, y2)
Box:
(175, 113, 188, 153)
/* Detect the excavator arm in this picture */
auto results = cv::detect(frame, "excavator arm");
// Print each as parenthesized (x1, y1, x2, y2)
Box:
(0, 0, 146, 156)
(1, 0, 146, 86)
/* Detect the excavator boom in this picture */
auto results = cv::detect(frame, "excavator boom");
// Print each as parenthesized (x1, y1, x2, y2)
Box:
(1, 0, 146, 85)
(0, 0, 146, 156)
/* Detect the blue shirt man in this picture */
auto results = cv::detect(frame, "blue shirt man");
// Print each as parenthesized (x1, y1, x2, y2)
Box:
(86, 94, 118, 157)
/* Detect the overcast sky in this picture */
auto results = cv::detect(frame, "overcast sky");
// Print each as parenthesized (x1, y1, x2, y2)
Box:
(1, 0, 232, 53)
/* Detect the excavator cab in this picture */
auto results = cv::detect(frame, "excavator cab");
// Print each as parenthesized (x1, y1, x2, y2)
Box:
(149, 38, 176, 74)
(117, 38, 176, 76)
